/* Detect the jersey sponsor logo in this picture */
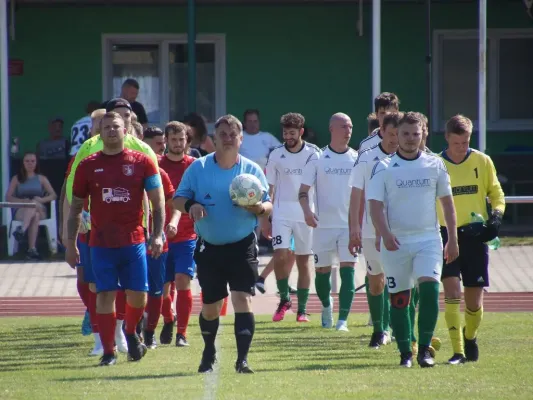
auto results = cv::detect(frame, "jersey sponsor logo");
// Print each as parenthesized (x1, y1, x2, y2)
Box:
(283, 168, 303, 175)
(324, 167, 351, 175)
(396, 178, 431, 188)
(102, 187, 130, 203)
(452, 185, 478, 196)
(122, 164, 134, 176)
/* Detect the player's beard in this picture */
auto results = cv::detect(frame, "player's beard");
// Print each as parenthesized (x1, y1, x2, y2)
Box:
(399, 143, 418, 155)
(285, 139, 298, 149)
(168, 147, 184, 156)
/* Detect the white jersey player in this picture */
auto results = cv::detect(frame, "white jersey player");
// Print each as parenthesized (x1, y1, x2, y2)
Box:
(359, 92, 401, 153)
(367, 111, 458, 368)
(299, 113, 358, 332)
(263, 113, 320, 323)
(349, 112, 401, 348)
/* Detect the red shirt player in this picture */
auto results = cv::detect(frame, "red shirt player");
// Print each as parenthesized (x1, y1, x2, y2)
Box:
(157, 121, 197, 347)
(66, 111, 165, 366)
(143, 167, 176, 348)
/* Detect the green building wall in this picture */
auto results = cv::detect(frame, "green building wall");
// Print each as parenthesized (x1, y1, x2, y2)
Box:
(6, 1, 533, 158)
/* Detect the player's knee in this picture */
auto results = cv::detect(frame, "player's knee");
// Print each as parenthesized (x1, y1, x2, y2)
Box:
(231, 291, 252, 313)
(368, 274, 385, 295)
(390, 290, 411, 309)
(162, 281, 171, 297)
(442, 276, 461, 298)
(202, 302, 223, 320)
(175, 273, 191, 290)
(126, 290, 147, 308)
(316, 266, 332, 274)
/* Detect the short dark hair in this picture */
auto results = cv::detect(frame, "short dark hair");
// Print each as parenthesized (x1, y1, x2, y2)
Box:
(143, 126, 164, 139)
(367, 112, 380, 133)
(86, 101, 101, 115)
(183, 112, 208, 140)
(122, 78, 139, 90)
(382, 112, 404, 129)
(214, 114, 243, 133)
(243, 109, 260, 121)
(398, 111, 425, 128)
(165, 121, 192, 143)
(374, 92, 400, 113)
(445, 114, 473, 135)
(280, 113, 305, 129)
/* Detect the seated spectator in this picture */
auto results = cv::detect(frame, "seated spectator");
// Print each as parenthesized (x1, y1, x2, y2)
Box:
(183, 112, 215, 156)
(367, 112, 379, 135)
(6, 152, 57, 260)
(37, 117, 70, 160)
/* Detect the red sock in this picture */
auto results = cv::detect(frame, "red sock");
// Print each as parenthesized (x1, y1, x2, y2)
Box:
(115, 290, 126, 320)
(170, 281, 176, 302)
(176, 290, 193, 337)
(87, 290, 99, 333)
(77, 281, 90, 308)
(97, 312, 116, 354)
(125, 302, 145, 335)
(146, 295, 163, 331)
(161, 295, 174, 324)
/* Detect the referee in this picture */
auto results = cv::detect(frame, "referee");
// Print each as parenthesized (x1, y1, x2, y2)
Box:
(173, 114, 272, 374)
(438, 114, 505, 365)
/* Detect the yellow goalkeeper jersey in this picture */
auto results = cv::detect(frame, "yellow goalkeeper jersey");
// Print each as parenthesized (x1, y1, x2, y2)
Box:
(437, 148, 505, 227)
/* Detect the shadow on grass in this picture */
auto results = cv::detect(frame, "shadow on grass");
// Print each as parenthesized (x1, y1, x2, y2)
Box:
(55, 372, 197, 382)
(255, 361, 396, 372)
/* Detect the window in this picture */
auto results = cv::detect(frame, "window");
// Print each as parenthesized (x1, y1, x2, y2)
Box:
(102, 35, 226, 127)
(433, 30, 533, 132)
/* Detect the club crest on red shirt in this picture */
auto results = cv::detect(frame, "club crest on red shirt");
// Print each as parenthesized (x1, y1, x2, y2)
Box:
(122, 164, 134, 176)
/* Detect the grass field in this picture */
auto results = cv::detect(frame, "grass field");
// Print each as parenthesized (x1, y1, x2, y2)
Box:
(1, 313, 532, 400)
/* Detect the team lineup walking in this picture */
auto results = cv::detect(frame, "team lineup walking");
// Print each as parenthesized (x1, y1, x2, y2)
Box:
(62, 91, 505, 370)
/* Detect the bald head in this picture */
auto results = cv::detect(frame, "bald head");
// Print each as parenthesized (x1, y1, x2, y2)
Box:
(329, 112, 351, 127)
(329, 112, 353, 146)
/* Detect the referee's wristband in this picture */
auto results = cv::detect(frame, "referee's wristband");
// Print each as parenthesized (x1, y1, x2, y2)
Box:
(184, 199, 199, 214)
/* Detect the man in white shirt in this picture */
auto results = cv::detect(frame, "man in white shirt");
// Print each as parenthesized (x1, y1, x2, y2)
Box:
(240, 109, 282, 170)
(358, 92, 400, 152)
(299, 113, 358, 332)
(263, 113, 321, 323)
(70, 101, 101, 156)
(349, 112, 402, 348)
(367, 111, 459, 368)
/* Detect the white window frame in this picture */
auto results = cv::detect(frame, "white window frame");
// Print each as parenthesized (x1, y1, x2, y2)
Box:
(101, 34, 226, 129)
(432, 28, 533, 133)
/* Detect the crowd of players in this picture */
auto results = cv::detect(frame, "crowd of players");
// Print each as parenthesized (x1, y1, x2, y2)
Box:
(61, 91, 505, 371)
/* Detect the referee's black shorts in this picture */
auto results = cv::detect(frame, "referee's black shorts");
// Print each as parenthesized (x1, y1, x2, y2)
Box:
(194, 233, 259, 304)
(440, 226, 489, 287)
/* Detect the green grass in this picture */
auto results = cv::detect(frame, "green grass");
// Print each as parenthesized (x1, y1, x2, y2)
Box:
(499, 236, 533, 246)
(0, 314, 532, 399)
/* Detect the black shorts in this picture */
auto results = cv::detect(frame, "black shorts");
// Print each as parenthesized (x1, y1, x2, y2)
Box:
(440, 226, 489, 287)
(194, 233, 259, 304)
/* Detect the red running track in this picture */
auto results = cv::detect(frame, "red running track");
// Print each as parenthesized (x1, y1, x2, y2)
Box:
(1, 292, 532, 317)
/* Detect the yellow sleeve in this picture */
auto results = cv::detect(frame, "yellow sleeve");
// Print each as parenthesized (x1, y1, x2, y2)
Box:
(485, 155, 506, 214)
(124, 135, 159, 171)
(66, 136, 101, 203)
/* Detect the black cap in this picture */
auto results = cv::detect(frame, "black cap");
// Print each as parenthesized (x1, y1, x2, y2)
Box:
(49, 116, 64, 124)
(105, 98, 132, 112)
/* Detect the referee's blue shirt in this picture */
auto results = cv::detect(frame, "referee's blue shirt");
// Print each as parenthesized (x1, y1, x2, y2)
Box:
(175, 153, 271, 245)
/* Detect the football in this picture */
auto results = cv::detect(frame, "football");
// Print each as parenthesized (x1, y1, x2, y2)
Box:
(229, 173, 265, 206)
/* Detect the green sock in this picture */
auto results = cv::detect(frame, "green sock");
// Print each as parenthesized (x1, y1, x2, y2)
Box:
(417, 281, 440, 346)
(297, 288, 310, 314)
(390, 290, 412, 354)
(410, 289, 417, 342)
(383, 284, 391, 332)
(277, 278, 290, 302)
(366, 286, 384, 333)
(315, 272, 331, 308)
(338, 267, 355, 321)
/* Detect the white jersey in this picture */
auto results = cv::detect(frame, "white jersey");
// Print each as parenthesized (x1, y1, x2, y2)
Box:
(366, 151, 452, 243)
(301, 145, 358, 228)
(350, 143, 392, 238)
(358, 128, 381, 152)
(239, 131, 281, 170)
(70, 116, 92, 156)
(266, 142, 321, 222)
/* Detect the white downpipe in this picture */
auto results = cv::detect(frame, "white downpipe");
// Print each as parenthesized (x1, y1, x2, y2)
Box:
(372, 0, 381, 107)
(478, 0, 487, 153)
(1, 0, 11, 231)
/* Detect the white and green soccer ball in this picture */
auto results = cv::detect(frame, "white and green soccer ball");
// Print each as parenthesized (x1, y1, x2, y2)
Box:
(229, 173, 264, 207)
